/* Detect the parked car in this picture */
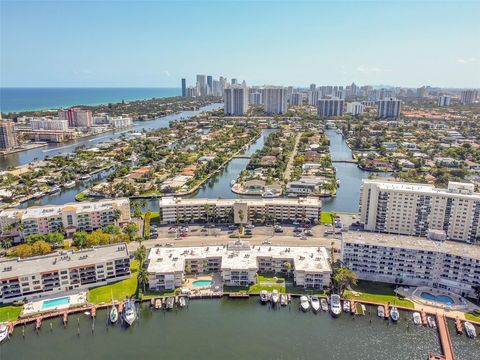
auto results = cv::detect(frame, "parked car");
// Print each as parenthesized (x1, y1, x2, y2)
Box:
(165, 243, 173, 247)
(262, 241, 272, 245)
(293, 227, 302, 233)
(180, 232, 188, 237)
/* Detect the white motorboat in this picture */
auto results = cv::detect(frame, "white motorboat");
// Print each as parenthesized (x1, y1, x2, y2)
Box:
(262, 191, 275, 198)
(64, 180, 76, 188)
(0, 323, 8, 343)
(280, 293, 288, 306)
(260, 290, 269, 304)
(230, 179, 236, 187)
(178, 296, 186, 308)
(165, 297, 175, 310)
(300, 296, 310, 312)
(413, 312, 422, 326)
(330, 294, 342, 317)
(464, 321, 477, 339)
(123, 300, 137, 326)
(390, 307, 400, 322)
(311, 296, 321, 313)
(427, 316, 436, 329)
(377, 305, 385, 318)
(343, 300, 350, 313)
(80, 174, 91, 180)
(320, 298, 328, 312)
(358, 304, 366, 316)
(271, 290, 279, 305)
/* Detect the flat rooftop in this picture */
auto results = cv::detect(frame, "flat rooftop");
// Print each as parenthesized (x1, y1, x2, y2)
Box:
(146, 244, 331, 274)
(342, 231, 480, 260)
(159, 197, 321, 207)
(0, 243, 129, 279)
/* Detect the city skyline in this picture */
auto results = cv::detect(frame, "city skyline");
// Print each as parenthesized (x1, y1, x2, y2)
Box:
(1, 0, 479, 88)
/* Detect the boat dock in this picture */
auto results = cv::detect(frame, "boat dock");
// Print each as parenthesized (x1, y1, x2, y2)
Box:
(422, 310, 428, 326)
(229, 293, 250, 298)
(454, 318, 463, 334)
(429, 314, 455, 360)
(384, 304, 390, 319)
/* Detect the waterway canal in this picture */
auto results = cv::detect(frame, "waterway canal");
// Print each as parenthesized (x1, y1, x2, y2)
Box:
(0, 299, 461, 360)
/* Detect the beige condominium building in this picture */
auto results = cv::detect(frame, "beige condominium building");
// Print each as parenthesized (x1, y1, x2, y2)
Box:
(341, 232, 480, 298)
(146, 241, 331, 290)
(158, 197, 321, 225)
(0, 243, 130, 304)
(359, 180, 480, 243)
(0, 199, 131, 243)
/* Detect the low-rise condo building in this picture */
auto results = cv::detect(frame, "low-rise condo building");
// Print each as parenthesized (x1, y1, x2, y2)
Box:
(158, 197, 322, 224)
(359, 180, 480, 243)
(0, 199, 131, 242)
(0, 243, 130, 304)
(146, 241, 331, 290)
(341, 232, 480, 298)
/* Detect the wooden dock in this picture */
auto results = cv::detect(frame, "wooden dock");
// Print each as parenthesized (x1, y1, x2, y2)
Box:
(421, 310, 428, 326)
(228, 293, 250, 298)
(384, 304, 390, 319)
(349, 299, 356, 315)
(435, 313, 455, 360)
(454, 318, 463, 334)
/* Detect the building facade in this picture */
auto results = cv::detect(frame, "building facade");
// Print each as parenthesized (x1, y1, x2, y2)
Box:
(460, 90, 478, 104)
(263, 87, 287, 114)
(158, 197, 322, 224)
(147, 242, 331, 290)
(438, 95, 451, 107)
(224, 86, 249, 115)
(58, 108, 93, 128)
(0, 199, 131, 242)
(0, 244, 130, 304)
(317, 99, 344, 117)
(377, 97, 401, 119)
(341, 232, 480, 298)
(31, 118, 69, 131)
(346, 102, 365, 116)
(0, 121, 17, 150)
(181, 78, 187, 97)
(359, 180, 480, 243)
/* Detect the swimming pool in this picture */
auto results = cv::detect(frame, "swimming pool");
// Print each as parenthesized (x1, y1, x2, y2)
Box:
(192, 280, 213, 287)
(420, 292, 454, 306)
(42, 297, 70, 309)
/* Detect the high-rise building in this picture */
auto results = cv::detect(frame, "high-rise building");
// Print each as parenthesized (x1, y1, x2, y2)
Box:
(207, 75, 213, 95)
(231, 78, 238, 85)
(417, 86, 428, 98)
(263, 87, 287, 114)
(186, 87, 197, 97)
(290, 93, 303, 106)
(346, 102, 364, 116)
(309, 84, 316, 92)
(249, 92, 262, 105)
(438, 95, 451, 107)
(181, 78, 187, 97)
(334, 90, 345, 100)
(196, 74, 207, 96)
(460, 90, 478, 104)
(224, 85, 249, 115)
(58, 108, 93, 128)
(0, 121, 17, 150)
(308, 90, 321, 106)
(31, 118, 69, 131)
(317, 99, 344, 117)
(367, 90, 380, 102)
(377, 97, 401, 119)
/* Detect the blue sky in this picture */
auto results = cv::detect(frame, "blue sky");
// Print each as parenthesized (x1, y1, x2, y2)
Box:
(1, 0, 479, 88)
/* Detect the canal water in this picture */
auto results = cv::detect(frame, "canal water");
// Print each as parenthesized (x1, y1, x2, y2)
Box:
(0, 298, 462, 360)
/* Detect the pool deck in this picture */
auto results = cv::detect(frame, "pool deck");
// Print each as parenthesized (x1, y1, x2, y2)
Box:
(21, 292, 87, 317)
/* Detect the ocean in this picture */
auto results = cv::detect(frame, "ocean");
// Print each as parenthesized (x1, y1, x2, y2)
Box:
(0, 87, 181, 113)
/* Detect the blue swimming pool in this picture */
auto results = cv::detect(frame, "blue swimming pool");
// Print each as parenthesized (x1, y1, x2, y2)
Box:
(192, 280, 213, 287)
(420, 292, 454, 306)
(42, 297, 70, 309)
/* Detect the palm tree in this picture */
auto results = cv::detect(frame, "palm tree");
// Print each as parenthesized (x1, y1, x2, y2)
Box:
(238, 209, 245, 235)
(112, 209, 122, 225)
(137, 267, 149, 294)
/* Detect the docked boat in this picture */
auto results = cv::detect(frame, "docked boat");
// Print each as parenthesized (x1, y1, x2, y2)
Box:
(110, 305, 118, 324)
(80, 174, 91, 180)
(464, 321, 477, 339)
(330, 294, 342, 317)
(343, 300, 350, 313)
(64, 180, 76, 188)
(357, 304, 366, 316)
(271, 290, 279, 305)
(260, 290, 269, 304)
(300, 296, 310, 312)
(377, 305, 385, 318)
(0, 323, 8, 343)
(178, 296, 186, 308)
(47, 186, 60, 194)
(311, 296, 320, 313)
(280, 293, 288, 306)
(320, 298, 328, 312)
(123, 300, 136, 326)
(262, 191, 275, 198)
(413, 312, 422, 326)
(154, 298, 162, 310)
(230, 179, 236, 187)
(427, 316, 436, 329)
(390, 307, 400, 322)
(165, 297, 175, 310)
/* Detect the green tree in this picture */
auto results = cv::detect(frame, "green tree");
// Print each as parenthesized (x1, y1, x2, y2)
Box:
(103, 224, 121, 235)
(123, 222, 139, 242)
(332, 266, 358, 295)
(73, 231, 88, 248)
(25, 234, 46, 245)
(31, 240, 52, 256)
(138, 267, 149, 294)
(143, 210, 151, 239)
(86, 229, 110, 247)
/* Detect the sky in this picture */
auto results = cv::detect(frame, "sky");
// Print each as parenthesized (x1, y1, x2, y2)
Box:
(1, 0, 479, 88)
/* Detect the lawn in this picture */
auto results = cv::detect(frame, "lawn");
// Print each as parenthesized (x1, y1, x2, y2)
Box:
(88, 260, 139, 304)
(320, 211, 335, 224)
(0, 305, 22, 322)
(74, 192, 94, 202)
(465, 312, 480, 323)
(343, 280, 414, 308)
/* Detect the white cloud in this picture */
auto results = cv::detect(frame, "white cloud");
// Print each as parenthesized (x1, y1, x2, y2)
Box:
(356, 65, 392, 74)
(457, 57, 477, 64)
(162, 70, 171, 77)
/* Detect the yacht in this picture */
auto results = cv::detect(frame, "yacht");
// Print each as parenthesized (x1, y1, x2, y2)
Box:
(259, 290, 269, 304)
(320, 298, 328, 312)
(123, 300, 137, 326)
(427, 316, 436, 328)
(464, 322, 477, 339)
(300, 296, 310, 312)
(390, 307, 400, 322)
(343, 300, 350, 313)
(329, 294, 342, 317)
(0, 323, 8, 343)
(413, 312, 422, 326)
(311, 296, 320, 313)
(165, 297, 175, 310)
(271, 290, 279, 305)
(64, 180, 76, 188)
(110, 305, 118, 324)
(377, 305, 385, 318)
